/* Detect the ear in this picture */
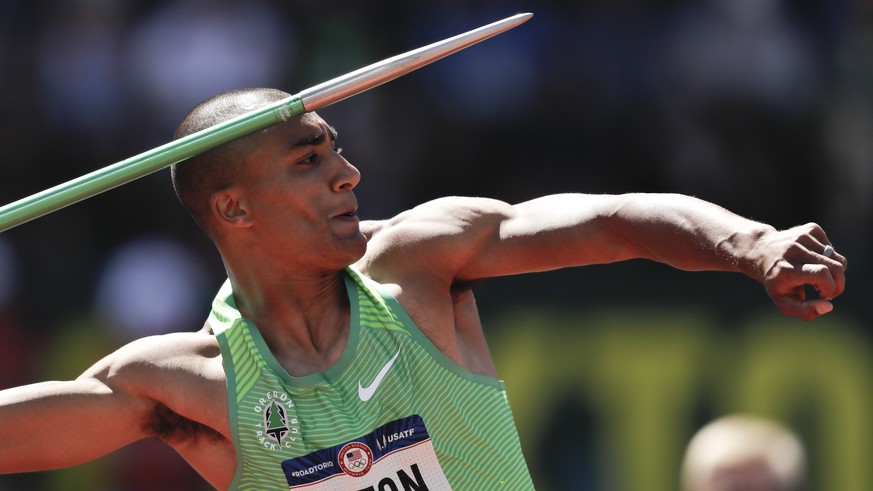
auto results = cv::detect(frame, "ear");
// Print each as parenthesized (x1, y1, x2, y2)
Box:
(210, 187, 253, 228)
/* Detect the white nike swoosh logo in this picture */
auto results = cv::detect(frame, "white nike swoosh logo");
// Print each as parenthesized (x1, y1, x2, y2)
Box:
(358, 347, 401, 402)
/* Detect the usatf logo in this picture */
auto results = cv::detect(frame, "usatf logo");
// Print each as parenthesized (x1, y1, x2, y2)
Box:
(338, 442, 373, 478)
(253, 390, 299, 451)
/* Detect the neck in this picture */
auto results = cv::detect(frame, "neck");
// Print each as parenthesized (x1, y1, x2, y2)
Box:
(226, 261, 352, 376)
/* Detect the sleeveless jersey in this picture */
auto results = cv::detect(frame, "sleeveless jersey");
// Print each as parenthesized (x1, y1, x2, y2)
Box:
(209, 267, 534, 490)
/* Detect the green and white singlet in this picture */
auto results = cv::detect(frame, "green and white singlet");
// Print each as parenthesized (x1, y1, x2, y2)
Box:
(210, 267, 534, 490)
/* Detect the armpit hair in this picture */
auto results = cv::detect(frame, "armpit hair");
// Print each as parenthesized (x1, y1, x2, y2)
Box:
(143, 402, 224, 444)
(451, 278, 483, 299)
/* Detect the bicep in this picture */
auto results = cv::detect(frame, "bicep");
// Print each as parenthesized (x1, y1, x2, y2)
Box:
(458, 194, 636, 279)
(364, 194, 634, 282)
(0, 377, 153, 472)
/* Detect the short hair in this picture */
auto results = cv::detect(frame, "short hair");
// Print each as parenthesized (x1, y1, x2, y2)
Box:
(171, 88, 291, 236)
(681, 415, 806, 491)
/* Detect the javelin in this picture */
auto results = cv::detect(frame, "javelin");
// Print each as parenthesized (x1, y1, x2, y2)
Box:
(0, 13, 533, 233)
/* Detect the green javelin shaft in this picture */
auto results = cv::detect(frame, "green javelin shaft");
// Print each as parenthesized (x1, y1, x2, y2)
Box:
(0, 13, 532, 233)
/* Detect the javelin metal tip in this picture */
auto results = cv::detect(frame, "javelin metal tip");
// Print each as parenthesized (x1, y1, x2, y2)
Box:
(299, 12, 535, 111)
(0, 12, 535, 233)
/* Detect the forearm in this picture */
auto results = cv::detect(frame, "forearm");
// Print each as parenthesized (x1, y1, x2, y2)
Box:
(488, 193, 774, 279)
(606, 193, 776, 280)
(0, 379, 150, 472)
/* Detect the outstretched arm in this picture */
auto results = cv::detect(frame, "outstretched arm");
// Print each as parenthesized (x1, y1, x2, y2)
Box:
(362, 193, 846, 320)
(0, 333, 228, 474)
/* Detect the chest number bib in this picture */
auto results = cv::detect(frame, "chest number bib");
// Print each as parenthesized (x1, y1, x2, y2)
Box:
(282, 415, 451, 490)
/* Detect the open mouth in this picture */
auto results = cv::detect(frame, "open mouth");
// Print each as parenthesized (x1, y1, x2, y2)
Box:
(334, 209, 358, 219)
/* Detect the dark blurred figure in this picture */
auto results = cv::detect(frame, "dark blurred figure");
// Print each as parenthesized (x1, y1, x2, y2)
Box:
(0, 238, 35, 390)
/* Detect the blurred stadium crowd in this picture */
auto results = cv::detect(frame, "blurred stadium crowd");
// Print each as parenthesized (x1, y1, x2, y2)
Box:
(0, 0, 871, 490)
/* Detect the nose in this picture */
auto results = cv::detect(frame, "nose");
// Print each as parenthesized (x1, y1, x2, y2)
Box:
(332, 153, 361, 192)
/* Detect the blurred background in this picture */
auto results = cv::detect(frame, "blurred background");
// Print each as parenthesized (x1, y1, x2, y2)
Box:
(0, 0, 871, 490)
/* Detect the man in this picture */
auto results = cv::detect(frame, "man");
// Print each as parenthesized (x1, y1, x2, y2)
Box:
(0, 88, 846, 490)
(681, 414, 807, 491)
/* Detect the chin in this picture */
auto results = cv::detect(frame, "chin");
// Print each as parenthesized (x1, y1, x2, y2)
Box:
(334, 233, 368, 264)
(349, 235, 368, 260)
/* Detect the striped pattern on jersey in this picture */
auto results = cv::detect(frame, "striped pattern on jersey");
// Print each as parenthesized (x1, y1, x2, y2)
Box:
(210, 267, 534, 490)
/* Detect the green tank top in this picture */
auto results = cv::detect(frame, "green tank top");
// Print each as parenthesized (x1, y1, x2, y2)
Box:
(210, 267, 534, 490)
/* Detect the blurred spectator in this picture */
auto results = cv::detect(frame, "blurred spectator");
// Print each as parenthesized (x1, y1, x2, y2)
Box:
(0, 238, 35, 390)
(665, 0, 820, 109)
(681, 414, 807, 491)
(36, 0, 128, 146)
(656, 0, 824, 217)
(822, 9, 873, 271)
(94, 235, 211, 338)
(124, 0, 293, 138)
(0, 237, 17, 310)
(404, 4, 542, 123)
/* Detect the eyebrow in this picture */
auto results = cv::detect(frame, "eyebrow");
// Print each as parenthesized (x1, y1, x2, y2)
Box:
(291, 125, 338, 148)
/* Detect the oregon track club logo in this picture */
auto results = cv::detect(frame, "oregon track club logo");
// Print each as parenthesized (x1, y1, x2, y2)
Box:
(338, 442, 374, 477)
(253, 390, 299, 451)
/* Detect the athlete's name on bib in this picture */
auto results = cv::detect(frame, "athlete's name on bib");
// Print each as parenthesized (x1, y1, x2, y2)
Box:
(354, 463, 427, 491)
(282, 415, 452, 490)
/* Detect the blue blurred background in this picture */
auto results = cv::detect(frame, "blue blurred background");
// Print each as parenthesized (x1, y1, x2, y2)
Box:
(0, 1, 871, 490)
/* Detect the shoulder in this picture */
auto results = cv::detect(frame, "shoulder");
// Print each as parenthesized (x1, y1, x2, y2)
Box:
(361, 196, 512, 235)
(358, 196, 513, 283)
(360, 197, 514, 258)
(80, 331, 223, 400)
(80, 331, 230, 441)
(94, 331, 220, 368)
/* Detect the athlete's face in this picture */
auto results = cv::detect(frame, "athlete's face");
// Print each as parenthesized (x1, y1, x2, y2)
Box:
(232, 112, 365, 271)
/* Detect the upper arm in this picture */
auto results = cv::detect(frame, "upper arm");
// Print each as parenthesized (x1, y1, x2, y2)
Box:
(80, 333, 226, 434)
(360, 194, 634, 283)
(0, 333, 225, 472)
(461, 194, 639, 278)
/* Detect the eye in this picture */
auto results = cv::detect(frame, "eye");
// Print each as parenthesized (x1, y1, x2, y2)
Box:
(330, 137, 343, 155)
